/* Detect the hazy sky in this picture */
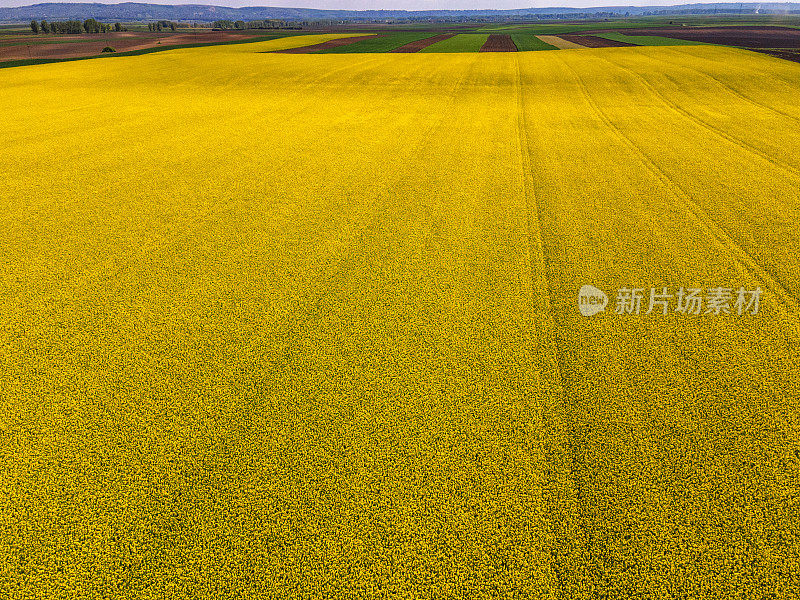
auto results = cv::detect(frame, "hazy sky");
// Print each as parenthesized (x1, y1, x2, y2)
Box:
(0, 0, 764, 11)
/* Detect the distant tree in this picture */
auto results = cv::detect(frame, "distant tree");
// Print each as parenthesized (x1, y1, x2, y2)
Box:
(83, 18, 101, 34)
(114, 22, 122, 32)
(234, 20, 246, 30)
(30, 20, 39, 33)
(169, 22, 176, 31)
(40, 20, 49, 33)
(50, 20, 82, 34)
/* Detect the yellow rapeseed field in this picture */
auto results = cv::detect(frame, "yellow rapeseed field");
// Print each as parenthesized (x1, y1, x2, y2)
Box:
(1, 38, 799, 598)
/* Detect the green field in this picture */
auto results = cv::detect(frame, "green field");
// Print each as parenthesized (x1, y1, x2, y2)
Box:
(511, 33, 558, 51)
(419, 33, 489, 53)
(597, 32, 706, 46)
(317, 32, 435, 53)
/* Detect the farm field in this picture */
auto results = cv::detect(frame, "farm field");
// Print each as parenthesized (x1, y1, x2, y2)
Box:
(537, 34, 587, 49)
(596, 32, 706, 46)
(4, 18, 800, 65)
(419, 33, 489, 52)
(510, 33, 558, 51)
(0, 29, 294, 61)
(480, 34, 517, 52)
(558, 34, 636, 48)
(316, 32, 434, 53)
(2, 36, 800, 598)
(611, 25, 800, 48)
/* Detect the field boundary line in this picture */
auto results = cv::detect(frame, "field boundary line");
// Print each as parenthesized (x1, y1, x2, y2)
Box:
(236, 57, 482, 415)
(603, 55, 800, 180)
(560, 54, 800, 318)
(514, 54, 579, 594)
(513, 55, 565, 384)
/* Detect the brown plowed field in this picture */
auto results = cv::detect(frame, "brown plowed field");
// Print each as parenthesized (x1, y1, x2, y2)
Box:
(602, 26, 800, 48)
(0, 32, 262, 61)
(390, 34, 455, 53)
(559, 34, 637, 48)
(479, 34, 517, 52)
(750, 47, 800, 63)
(275, 35, 376, 53)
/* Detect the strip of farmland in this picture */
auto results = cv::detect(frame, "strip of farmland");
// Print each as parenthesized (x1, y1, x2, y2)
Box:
(317, 32, 436, 54)
(419, 33, 489, 52)
(558, 34, 637, 48)
(595, 32, 705, 46)
(275, 34, 376, 53)
(0, 31, 267, 61)
(751, 47, 800, 63)
(609, 26, 800, 48)
(511, 34, 558, 51)
(536, 34, 587, 49)
(390, 33, 455, 53)
(479, 34, 517, 52)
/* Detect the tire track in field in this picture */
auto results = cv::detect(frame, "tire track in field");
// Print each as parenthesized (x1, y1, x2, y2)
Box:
(184, 56, 487, 451)
(243, 55, 482, 393)
(513, 53, 578, 592)
(3, 53, 418, 367)
(559, 54, 800, 318)
(513, 56, 564, 382)
(637, 49, 800, 125)
(600, 55, 800, 180)
(28, 55, 390, 301)
(668, 45, 800, 102)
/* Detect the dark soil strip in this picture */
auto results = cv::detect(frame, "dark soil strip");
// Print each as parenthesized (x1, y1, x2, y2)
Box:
(479, 34, 517, 52)
(559, 34, 637, 48)
(275, 35, 376, 54)
(749, 48, 800, 63)
(600, 27, 800, 49)
(390, 33, 455, 53)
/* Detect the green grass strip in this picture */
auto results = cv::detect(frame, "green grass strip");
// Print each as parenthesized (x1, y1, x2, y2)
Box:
(419, 34, 489, 53)
(511, 34, 557, 51)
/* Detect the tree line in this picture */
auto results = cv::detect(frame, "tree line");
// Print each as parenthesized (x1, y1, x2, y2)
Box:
(211, 19, 299, 30)
(147, 21, 177, 32)
(30, 19, 125, 34)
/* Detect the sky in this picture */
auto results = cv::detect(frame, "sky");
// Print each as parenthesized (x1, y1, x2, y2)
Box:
(0, 0, 772, 11)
